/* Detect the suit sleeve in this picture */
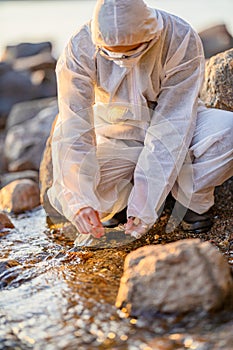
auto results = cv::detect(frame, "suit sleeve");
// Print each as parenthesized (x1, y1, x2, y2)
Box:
(127, 27, 205, 226)
(48, 28, 101, 225)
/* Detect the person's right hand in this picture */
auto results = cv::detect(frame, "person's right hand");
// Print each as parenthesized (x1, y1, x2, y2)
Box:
(125, 217, 150, 239)
(74, 207, 105, 238)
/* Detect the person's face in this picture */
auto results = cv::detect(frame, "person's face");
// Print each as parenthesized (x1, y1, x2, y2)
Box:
(102, 43, 142, 52)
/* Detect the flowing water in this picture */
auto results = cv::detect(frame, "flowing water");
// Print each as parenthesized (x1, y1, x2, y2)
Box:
(0, 198, 232, 350)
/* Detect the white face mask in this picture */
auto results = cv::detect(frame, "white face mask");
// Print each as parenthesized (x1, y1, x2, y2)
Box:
(99, 42, 149, 67)
(104, 51, 127, 67)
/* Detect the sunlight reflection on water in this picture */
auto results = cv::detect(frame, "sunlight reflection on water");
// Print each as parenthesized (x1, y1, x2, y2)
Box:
(0, 206, 232, 349)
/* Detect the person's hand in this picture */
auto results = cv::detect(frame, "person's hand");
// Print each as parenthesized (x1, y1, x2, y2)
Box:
(124, 217, 150, 239)
(74, 207, 105, 238)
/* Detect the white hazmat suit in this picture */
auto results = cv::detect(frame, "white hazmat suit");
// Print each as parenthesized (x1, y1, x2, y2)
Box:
(48, 0, 233, 232)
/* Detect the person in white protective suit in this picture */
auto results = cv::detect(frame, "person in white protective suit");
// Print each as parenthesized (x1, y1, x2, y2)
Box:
(48, 0, 233, 240)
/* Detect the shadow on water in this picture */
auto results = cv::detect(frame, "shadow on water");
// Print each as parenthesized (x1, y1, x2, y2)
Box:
(0, 183, 233, 350)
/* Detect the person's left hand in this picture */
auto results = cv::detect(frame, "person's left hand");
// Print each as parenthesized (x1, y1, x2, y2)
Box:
(124, 217, 150, 239)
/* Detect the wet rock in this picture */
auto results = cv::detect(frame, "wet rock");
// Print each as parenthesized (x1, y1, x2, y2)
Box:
(1, 41, 52, 60)
(116, 239, 233, 316)
(73, 227, 135, 250)
(0, 170, 39, 189)
(199, 24, 233, 59)
(0, 212, 15, 230)
(0, 179, 40, 213)
(4, 101, 58, 171)
(6, 97, 56, 129)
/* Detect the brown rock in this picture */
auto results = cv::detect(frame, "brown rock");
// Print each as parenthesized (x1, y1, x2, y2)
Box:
(39, 115, 67, 222)
(200, 49, 233, 111)
(116, 239, 233, 316)
(0, 179, 40, 214)
(0, 212, 14, 230)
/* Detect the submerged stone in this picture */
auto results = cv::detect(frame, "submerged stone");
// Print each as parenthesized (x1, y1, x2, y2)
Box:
(74, 226, 135, 250)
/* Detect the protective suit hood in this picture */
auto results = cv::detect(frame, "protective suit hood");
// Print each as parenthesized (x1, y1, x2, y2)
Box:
(91, 0, 163, 47)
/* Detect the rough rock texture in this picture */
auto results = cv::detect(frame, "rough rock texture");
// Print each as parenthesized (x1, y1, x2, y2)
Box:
(39, 116, 67, 222)
(0, 170, 39, 189)
(4, 101, 58, 171)
(116, 239, 233, 316)
(200, 49, 233, 111)
(199, 24, 233, 59)
(0, 179, 40, 214)
(0, 212, 15, 230)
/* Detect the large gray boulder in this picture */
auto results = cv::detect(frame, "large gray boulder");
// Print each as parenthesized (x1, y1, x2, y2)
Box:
(0, 62, 38, 128)
(116, 239, 233, 316)
(0, 41, 57, 128)
(0, 62, 57, 129)
(4, 100, 58, 171)
(6, 97, 56, 130)
(200, 49, 233, 111)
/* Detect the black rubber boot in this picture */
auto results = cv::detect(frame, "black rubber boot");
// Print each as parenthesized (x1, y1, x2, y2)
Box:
(102, 207, 127, 228)
(102, 217, 121, 228)
(181, 208, 213, 233)
(173, 202, 213, 234)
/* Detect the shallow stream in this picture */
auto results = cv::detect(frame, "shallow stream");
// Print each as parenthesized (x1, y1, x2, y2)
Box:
(0, 185, 233, 350)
